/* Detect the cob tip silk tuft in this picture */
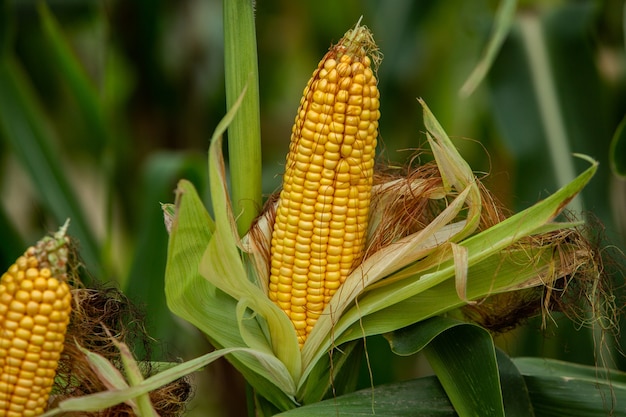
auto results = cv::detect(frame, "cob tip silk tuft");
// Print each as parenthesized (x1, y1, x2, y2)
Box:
(0, 221, 72, 416)
(269, 20, 381, 347)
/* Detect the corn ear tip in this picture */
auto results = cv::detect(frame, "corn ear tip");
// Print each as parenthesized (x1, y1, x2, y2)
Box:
(29, 219, 72, 278)
(56, 218, 71, 239)
(337, 18, 382, 70)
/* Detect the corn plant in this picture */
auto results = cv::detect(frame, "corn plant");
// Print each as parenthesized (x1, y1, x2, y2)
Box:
(1, 1, 626, 416)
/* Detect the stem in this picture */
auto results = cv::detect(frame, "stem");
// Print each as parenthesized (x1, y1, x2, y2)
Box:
(518, 13, 583, 213)
(223, 0, 263, 237)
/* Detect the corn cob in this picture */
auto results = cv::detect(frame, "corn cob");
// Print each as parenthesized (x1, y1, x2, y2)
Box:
(269, 24, 380, 346)
(0, 222, 72, 417)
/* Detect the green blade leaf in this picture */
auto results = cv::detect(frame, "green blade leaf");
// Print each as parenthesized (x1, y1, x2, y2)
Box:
(387, 317, 504, 417)
(37, 2, 108, 154)
(275, 355, 626, 416)
(276, 347, 538, 417)
(424, 325, 503, 417)
(460, 0, 518, 97)
(0, 56, 101, 275)
(610, 114, 626, 178)
(278, 376, 456, 417)
(495, 349, 535, 417)
(514, 358, 626, 417)
(193, 84, 300, 385)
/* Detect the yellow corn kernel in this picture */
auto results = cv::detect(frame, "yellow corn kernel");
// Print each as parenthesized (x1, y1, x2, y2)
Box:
(0, 222, 72, 417)
(269, 24, 380, 346)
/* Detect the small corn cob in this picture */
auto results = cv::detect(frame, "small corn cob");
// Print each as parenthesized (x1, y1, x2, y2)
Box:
(269, 24, 381, 346)
(0, 221, 72, 417)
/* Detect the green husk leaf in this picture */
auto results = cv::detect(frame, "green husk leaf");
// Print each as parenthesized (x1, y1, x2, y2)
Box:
(165, 179, 295, 410)
(296, 340, 364, 405)
(337, 154, 593, 338)
(197, 84, 300, 383)
(164, 91, 298, 409)
(421, 99, 481, 240)
(200, 131, 301, 384)
(78, 344, 129, 392)
(114, 339, 159, 417)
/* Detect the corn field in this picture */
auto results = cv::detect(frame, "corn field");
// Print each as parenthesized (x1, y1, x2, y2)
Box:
(1, 1, 626, 416)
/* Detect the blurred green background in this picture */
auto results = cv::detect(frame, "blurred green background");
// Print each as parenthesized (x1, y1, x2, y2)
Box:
(1, 0, 625, 415)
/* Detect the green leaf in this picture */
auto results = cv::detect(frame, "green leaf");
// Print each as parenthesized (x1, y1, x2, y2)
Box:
(518, 14, 580, 213)
(275, 347, 541, 417)
(460, 0, 517, 97)
(37, 2, 108, 154)
(0, 56, 101, 275)
(277, 376, 456, 417)
(223, 0, 263, 236)
(610, 114, 626, 178)
(514, 358, 626, 416)
(496, 349, 535, 417)
(275, 354, 626, 416)
(387, 317, 504, 417)
(424, 326, 503, 417)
